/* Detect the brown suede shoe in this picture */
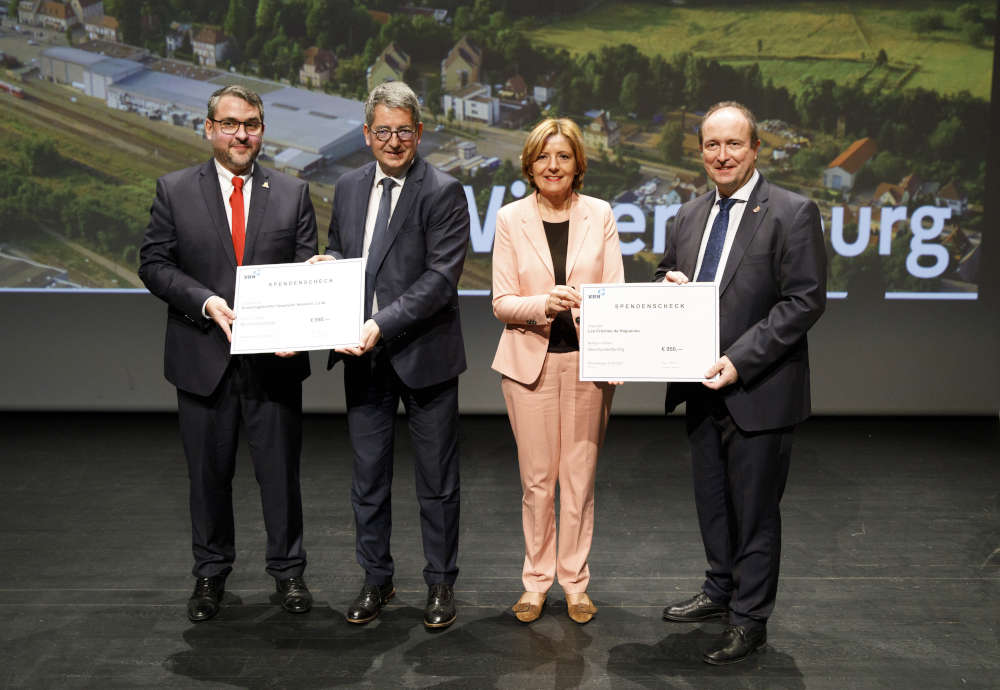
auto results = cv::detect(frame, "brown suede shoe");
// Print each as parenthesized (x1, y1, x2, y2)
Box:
(566, 592, 597, 624)
(511, 591, 546, 623)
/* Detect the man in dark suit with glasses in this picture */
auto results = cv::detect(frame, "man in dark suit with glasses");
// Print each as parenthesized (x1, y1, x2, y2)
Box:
(308, 80, 469, 629)
(140, 84, 317, 622)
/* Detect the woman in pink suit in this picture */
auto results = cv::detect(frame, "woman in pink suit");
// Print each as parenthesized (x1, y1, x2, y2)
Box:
(491, 118, 624, 624)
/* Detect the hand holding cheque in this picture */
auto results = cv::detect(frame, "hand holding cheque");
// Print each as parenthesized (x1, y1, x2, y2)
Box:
(229, 258, 365, 355)
(303, 254, 381, 356)
(659, 270, 737, 388)
(578, 279, 723, 384)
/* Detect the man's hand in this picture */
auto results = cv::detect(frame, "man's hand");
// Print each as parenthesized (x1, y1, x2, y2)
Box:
(205, 296, 235, 342)
(305, 254, 335, 264)
(703, 355, 738, 390)
(334, 319, 381, 357)
(663, 271, 689, 284)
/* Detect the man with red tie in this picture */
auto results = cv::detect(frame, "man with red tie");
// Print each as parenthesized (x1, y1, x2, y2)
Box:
(139, 85, 318, 622)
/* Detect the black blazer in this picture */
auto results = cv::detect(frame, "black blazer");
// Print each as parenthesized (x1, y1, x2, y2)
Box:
(325, 155, 469, 389)
(139, 159, 318, 396)
(654, 175, 827, 432)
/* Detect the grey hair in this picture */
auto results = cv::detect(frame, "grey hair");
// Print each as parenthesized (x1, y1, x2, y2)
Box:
(698, 101, 759, 146)
(365, 81, 421, 127)
(207, 84, 265, 123)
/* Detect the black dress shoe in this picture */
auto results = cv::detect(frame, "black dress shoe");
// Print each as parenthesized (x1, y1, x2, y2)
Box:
(187, 575, 225, 622)
(424, 583, 456, 629)
(662, 592, 728, 622)
(703, 624, 767, 665)
(276, 576, 312, 614)
(346, 582, 395, 624)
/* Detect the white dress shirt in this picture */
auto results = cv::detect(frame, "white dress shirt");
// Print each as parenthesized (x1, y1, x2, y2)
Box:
(214, 159, 253, 232)
(693, 169, 760, 283)
(202, 160, 254, 317)
(363, 164, 408, 313)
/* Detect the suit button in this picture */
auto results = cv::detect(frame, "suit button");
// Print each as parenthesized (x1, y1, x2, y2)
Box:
(575, 317, 580, 324)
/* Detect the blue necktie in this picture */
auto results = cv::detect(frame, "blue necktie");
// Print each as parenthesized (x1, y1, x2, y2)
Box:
(696, 197, 736, 282)
(365, 178, 395, 318)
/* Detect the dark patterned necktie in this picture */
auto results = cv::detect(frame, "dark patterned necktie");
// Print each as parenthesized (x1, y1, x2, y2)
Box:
(365, 178, 395, 317)
(696, 197, 736, 282)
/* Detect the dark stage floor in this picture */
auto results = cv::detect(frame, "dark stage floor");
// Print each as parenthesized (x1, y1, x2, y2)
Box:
(0, 413, 997, 688)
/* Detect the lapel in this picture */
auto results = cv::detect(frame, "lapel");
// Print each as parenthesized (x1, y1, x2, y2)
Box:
(242, 164, 271, 263)
(521, 193, 554, 280)
(198, 160, 236, 268)
(681, 191, 716, 277)
(349, 162, 377, 257)
(565, 194, 591, 281)
(366, 157, 423, 275)
(718, 177, 768, 297)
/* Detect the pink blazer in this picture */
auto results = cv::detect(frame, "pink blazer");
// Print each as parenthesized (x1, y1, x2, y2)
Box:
(491, 193, 625, 385)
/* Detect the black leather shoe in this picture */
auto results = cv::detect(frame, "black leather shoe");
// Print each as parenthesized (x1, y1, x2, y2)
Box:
(424, 583, 456, 629)
(276, 577, 312, 614)
(663, 592, 728, 622)
(703, 624, 767, 665)
(187, 575, 225, 622)
(346, 582, 395, 624)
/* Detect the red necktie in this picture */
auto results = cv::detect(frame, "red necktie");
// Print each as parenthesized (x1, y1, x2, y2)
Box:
(230, 176, 246, 265)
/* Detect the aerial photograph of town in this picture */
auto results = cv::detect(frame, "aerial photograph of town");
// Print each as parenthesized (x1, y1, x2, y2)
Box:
(0, 0, 993, 297)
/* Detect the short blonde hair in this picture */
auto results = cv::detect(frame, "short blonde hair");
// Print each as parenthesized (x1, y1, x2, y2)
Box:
(520, 118, 587, 191)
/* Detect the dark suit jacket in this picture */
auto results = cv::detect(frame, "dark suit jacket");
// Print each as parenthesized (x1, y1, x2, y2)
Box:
(139, 159, 318, 397)
(325, 155, 469, 389)
(654, 175, 827, 432)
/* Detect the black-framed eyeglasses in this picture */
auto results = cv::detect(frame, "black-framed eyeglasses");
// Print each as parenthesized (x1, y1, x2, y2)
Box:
(371, 127, 417, 142)
(210, 118, 264, 136)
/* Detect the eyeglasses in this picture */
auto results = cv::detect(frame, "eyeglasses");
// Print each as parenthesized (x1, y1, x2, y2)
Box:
(210, 118, 264, 136)
(371, 127, 417, 142)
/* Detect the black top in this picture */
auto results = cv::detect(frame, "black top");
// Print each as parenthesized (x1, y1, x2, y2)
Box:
(543, 219, 578, 353)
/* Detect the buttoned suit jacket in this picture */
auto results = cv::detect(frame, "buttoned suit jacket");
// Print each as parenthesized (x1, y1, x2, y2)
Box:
(139, 159, 318, 397)
(654, 175, 827, 432)
(325, 154, 469, 389)
(491, 193, 625, 385)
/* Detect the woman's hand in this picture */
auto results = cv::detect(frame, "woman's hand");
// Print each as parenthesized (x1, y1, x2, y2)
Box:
(545, 285, 581, 317)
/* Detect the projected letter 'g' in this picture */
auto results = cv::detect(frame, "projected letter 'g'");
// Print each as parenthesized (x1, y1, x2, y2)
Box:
(907, 206, 951, 279)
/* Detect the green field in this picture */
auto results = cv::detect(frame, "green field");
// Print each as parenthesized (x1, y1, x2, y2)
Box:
(1, 81, 338, 287)
(527, 1, 994, 99)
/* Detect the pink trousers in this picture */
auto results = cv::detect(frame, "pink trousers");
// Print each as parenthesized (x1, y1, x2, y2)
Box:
(501, 351, 614, 594)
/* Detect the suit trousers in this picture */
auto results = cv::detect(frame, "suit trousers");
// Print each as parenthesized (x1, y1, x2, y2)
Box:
(501, 351, 614, 594)
(344, 348, 461, 586)
(176, 356, 306, 579)
(685, 389, 792, 629)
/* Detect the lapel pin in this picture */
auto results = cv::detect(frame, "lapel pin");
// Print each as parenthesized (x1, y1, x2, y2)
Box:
(261, 180, 270, 189)
(752, 205, 760, 213)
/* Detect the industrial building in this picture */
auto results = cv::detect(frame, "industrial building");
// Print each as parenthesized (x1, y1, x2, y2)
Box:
(38, 46, 367, 172)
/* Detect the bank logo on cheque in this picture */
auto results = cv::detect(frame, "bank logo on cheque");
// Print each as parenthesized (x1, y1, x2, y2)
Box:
(587, 288, 606, 299)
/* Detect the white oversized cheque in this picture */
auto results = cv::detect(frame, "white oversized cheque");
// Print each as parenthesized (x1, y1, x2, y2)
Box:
(579, 282, 719, 382)
(230, 259, 363, 354)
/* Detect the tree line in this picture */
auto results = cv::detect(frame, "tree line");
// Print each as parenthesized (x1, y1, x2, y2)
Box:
(1, 135, 149, 268)
(102, 0, 986, 195)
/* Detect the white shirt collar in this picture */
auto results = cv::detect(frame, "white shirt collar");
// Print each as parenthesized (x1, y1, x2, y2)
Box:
(715, 168, 759, 203)
(373, 162, 409, 189)
(214, 159, 253, 185)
